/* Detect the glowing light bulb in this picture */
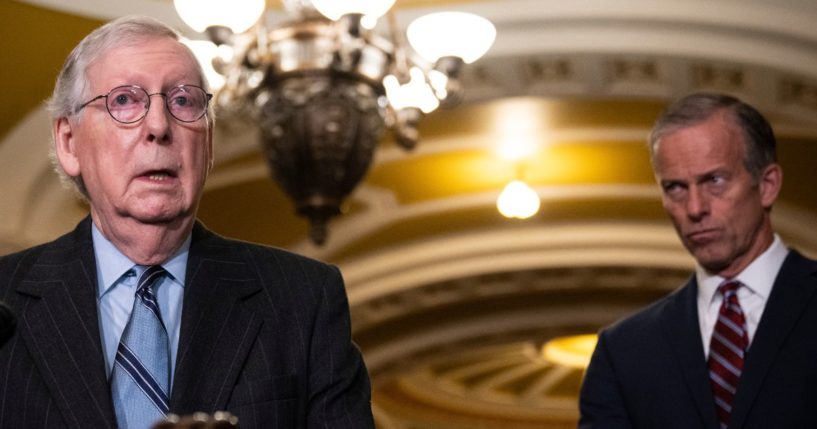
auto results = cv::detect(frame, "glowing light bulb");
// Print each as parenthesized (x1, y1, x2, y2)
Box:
(311, 0, 395, 21)
(383, 67, 440, 113)
(497, 180, 540, 219)
(175, 0, 265, 33)
(407, 12, 496, 64)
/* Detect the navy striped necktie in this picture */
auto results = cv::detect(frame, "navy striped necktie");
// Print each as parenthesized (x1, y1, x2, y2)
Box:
(110, 265, 170, 429)
(708, 280, 748, 429)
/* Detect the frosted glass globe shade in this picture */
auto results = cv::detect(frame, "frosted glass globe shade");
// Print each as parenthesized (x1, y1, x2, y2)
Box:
(407, 12, 496, 64)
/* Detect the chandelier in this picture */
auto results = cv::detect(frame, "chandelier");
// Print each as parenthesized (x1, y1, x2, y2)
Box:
(174, 0, 496, 244)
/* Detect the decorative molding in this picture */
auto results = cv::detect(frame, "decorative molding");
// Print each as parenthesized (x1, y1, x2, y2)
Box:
(363, 264, 691, 428)
(779, 77, 817, 110)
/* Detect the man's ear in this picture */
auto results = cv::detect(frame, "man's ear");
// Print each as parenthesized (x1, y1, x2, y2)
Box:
(759, 162, 783, 209)
(53, 117, 81, 176)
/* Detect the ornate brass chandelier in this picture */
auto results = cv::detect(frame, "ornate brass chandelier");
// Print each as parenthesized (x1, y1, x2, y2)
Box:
(175, 0, 496, 244)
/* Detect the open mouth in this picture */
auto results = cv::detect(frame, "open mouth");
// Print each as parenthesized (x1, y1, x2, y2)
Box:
(139, 169, 178, 181)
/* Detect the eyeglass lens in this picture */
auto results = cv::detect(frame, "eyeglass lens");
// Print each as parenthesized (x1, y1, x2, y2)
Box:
(106, 85, 208, 123)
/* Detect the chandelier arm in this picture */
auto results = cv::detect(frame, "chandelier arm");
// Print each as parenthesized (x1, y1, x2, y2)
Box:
(386, 9, 411, 83)
(393, 107, 422, 150)
(221, 35, 258, 104)
(334, 14, 367, 73)
(254, 20, 270, 64)
(205, 25, 233, 46)
(433, 56, 465, 108)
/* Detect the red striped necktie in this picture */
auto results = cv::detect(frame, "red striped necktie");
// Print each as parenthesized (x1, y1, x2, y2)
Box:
(708, 280, 748, 429)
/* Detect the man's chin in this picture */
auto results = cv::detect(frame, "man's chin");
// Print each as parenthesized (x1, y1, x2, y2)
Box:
(129, 209, 189, 225)
(693, 251, 731, 274)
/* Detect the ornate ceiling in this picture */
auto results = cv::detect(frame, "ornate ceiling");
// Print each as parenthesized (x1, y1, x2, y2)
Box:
(2, 1, 817, 427)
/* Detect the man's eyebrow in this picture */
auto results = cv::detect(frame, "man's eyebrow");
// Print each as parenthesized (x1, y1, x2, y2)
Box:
(694, 168, 730, 181)
(659, 179, 686, 190)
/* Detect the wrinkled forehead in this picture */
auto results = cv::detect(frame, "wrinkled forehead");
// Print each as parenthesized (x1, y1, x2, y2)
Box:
(655, 111, 744, 151)
(85, 36, 204, 89)
(652, 116, 748, 174)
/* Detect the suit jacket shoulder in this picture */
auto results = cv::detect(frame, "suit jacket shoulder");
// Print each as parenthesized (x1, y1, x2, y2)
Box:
(171, 222, 375, 429)
(189, 223, 339, 285)
(0, 217, 115, 429)
(602, 283, 689, 339)
(0, 218, 94, 297)
(580, 276, 720, 429)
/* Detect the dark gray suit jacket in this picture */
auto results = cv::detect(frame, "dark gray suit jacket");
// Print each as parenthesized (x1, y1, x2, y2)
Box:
(579, 250, 817, 429)
(0, 217, 374, 428)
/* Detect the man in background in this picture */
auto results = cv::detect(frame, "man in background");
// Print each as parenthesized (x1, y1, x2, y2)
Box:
(0, 16, 374, 429)
(579, 93, 817, 428)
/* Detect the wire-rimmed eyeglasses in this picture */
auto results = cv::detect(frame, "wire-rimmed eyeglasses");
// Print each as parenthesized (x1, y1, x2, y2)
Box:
(76, 84, 213, 124)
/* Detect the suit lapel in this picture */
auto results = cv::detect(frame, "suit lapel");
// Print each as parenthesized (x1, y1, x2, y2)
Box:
(661, 278, 719, 429)
(14, 218, 117, 428)
(170, 224, 263, 414)
(729, 251, 817, 428)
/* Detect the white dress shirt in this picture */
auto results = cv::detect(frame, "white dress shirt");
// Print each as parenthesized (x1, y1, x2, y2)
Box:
(697, 235, 789, 358)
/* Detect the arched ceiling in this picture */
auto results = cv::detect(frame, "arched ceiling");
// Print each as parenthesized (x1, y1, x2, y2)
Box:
(2, 1, 817, 427)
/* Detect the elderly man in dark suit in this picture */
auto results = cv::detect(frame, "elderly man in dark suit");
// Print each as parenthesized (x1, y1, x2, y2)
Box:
(579, 93, 817, 429)
(0, 16, 374, 429)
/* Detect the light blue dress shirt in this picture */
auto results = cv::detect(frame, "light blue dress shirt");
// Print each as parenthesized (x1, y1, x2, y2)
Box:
(92, 224, 188, 387)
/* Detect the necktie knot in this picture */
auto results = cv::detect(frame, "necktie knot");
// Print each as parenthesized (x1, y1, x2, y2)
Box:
(137, 265, 167, 296)
(718, 280, 741, 300)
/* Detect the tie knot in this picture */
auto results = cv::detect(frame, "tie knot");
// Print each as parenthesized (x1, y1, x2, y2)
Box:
(718, 280, 742, 298)
(137, 265, 166, 295)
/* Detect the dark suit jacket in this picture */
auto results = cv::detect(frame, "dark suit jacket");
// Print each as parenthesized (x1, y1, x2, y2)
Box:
(579, 250, 817, 429)
(0, 217, 374, 428)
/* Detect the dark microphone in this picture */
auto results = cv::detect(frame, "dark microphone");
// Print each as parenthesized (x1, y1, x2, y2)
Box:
(0, 301, 16, 348)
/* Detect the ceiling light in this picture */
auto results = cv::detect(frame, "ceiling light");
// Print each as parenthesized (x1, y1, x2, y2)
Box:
(497, 180, 540, 219)
(541, 334, 598, 369)
(176, 0, 495, 244)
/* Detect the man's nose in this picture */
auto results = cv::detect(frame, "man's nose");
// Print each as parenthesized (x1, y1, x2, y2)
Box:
(144, 94, 171, 144)
(686, 186, 709, 220)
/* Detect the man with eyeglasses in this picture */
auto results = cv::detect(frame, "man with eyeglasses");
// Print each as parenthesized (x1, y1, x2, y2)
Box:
(0, 16, 375, 429)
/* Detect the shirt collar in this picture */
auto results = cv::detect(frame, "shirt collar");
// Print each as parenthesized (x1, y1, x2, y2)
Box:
(92, 222, 191, 298)
(696, 234, 789, 305)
